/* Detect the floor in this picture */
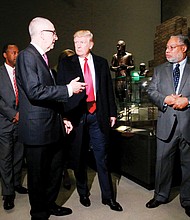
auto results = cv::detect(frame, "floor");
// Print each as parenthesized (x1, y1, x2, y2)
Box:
(0, 168, 189, 220)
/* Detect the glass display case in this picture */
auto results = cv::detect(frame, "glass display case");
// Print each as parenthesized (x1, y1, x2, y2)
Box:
(114, 73, 157, 134)
(110, 73, 158, 189)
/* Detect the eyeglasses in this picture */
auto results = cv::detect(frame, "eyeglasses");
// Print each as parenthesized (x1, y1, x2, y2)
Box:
(42, 30, 57, 36)
(166, 44, 184, 51)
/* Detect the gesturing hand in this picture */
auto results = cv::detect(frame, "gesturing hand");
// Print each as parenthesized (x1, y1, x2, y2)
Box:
(69, 77, 87, 94)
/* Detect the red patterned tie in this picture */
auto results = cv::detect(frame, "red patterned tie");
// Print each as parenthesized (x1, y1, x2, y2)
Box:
(83, 57, 96, 113)
(13, 68, 19, 106)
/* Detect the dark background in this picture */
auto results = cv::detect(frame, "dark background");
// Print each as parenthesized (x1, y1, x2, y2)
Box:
(0, 0, 189, 70)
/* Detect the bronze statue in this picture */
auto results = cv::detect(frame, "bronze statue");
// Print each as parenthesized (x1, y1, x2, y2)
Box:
(110, 40, 134, 107)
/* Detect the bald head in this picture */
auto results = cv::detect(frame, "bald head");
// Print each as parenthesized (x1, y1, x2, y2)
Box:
(29, 17, 53, 39)
(28, 17, 58, 53)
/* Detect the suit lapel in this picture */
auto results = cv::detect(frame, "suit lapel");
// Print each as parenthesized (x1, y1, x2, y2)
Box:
(178, 58, 190, 94)
(28, 44, 50, 70)
(164, 62, 175, 92)
(27, 44, 55, 84)
(1, 65, 15, 96)
(91, 54, 99, 92)
(71, 55, 84, 80)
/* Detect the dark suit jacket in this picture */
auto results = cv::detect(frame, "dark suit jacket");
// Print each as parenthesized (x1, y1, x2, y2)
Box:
(57, 53, 117, 140)
(0, 64, 18, 136)
(148, 57, 190, 142)
(16, 44, 69, 145)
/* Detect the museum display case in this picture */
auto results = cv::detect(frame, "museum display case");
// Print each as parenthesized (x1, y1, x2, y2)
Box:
(111, 74, 158, 189)
(115, 74, 157, 131)
(110, 73, 181, 190)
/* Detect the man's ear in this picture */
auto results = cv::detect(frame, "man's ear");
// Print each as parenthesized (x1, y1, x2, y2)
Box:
(90, 41, 94, 50)
(3, 52, 6, 59)
(182, 45, 188, 53)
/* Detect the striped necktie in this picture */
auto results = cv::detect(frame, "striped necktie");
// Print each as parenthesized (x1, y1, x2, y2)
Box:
(13, 68, 19, 106)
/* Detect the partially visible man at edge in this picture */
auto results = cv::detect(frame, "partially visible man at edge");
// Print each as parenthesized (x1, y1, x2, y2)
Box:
(146, 34, 190, 218)
(0, 43, 28, 211)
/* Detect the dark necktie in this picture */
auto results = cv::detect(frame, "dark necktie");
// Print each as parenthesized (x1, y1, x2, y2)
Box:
(173, 63, 180, 91)
(83, 57, 96, 114)
(13, 68, 19, 106)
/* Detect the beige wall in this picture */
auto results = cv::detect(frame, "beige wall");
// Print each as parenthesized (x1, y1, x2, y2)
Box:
(0, 0, 161, 70)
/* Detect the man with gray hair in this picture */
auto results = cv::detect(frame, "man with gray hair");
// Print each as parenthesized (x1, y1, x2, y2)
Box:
(146, 34, 190, 218)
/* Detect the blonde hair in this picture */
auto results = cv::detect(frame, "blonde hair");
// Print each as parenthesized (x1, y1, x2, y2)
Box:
(74, 30, 93, 42)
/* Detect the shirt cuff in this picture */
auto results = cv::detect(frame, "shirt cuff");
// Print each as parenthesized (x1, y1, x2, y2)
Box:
(163, 102, 167, 111)
(66, 84, 73, 97)
(188, 100, 190, 108)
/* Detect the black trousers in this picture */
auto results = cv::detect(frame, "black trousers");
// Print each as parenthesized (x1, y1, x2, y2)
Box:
(25, 141, 64, 219)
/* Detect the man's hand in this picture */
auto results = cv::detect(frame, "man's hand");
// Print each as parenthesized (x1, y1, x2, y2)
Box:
(69, 77, 87, 94)
(63, 119, 73, 134)
(13, 112, 19, 123)
(172, 96, 189, 109)
(110, 117, 116, 127)
(164, 94, 177, 106)
(165, 94, 189, 110)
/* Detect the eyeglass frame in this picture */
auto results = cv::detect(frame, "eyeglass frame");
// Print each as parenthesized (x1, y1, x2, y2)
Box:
(42, 29, 57, 36)
(166, 44, 185, 51)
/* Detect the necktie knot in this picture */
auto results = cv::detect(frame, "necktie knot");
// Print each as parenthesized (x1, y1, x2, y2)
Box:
(43, 53, 49, 66)
(175, 63, 180, 68)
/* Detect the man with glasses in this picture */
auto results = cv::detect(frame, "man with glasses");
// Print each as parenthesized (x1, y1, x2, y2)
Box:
(146, 35, 190, 218)
(16, 17, 86, 220)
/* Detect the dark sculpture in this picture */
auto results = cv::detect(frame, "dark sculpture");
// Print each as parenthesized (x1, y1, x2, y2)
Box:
(110, 40, 134, 108)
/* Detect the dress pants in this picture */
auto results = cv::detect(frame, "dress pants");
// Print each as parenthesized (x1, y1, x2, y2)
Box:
(155, 122, 190, 207)
(73, 113, 113, 200)
(25, 141, 64, 219)
(0, 124, 24, 196)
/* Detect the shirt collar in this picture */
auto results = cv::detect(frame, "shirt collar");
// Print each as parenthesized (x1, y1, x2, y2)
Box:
(173, 56, 187, 67)
(78, 53, 92, 62)
(30, 42, 45, 56)
(4, 63, 14, 73)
